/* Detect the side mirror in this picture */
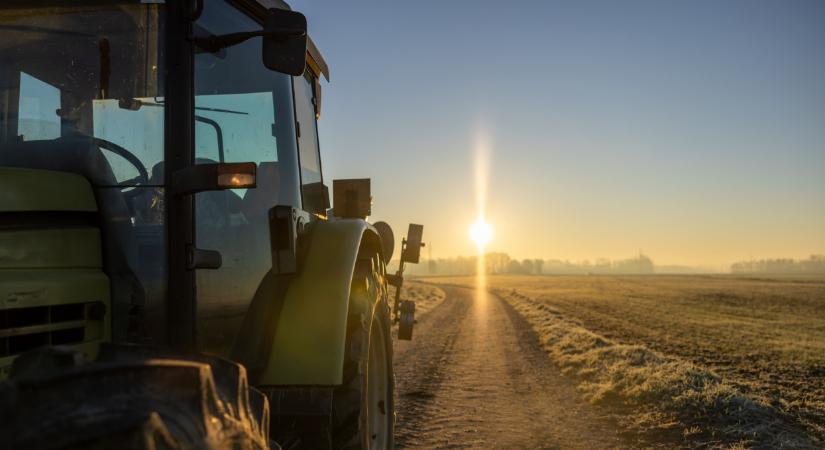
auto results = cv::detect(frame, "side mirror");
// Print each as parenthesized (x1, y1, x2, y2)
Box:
(333, 178, 371, 219)
(192, 9, 307, 76)
(402, 224, 424, 264)
(262, 9, 308, 76)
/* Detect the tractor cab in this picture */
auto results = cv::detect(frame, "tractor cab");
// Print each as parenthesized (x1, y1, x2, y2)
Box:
(0, 0, 329, 371)
(0, 2, 421, 448)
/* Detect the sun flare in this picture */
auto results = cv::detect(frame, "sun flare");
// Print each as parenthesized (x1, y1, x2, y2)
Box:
(469, 219, 493, 251)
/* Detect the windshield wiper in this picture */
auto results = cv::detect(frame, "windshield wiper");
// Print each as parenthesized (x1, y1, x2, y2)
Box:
(117, 98, 248, 115)
(195, 106, 249, 115)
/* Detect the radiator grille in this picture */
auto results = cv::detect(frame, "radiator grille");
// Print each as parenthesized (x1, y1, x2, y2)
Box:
(0, 302, 101, 357)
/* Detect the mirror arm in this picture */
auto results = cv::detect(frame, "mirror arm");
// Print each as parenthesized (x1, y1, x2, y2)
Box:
(194, 32, 262, 53)
(193, 28, 306, 53)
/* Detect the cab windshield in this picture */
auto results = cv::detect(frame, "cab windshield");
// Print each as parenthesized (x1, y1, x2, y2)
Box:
(0, 3, 165, 183)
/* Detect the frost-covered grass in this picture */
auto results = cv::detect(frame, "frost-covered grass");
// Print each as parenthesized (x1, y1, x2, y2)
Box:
(425, 275, 825, 448)
(398, 281, 445, 318)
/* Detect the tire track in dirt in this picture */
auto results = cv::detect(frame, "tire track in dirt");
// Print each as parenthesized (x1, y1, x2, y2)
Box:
(394, 285, 623, 449)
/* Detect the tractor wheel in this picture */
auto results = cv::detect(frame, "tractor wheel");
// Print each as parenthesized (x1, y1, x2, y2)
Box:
(0, 344, 274, 450)
(332, 257, 395, 450)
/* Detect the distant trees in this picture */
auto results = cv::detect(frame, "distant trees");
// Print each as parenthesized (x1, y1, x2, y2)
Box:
(486, 253, 511, 274)
(404, 252, 656, 276)
(534, 259, 544, 274)
(541, 254, 653, 275)
(730, 255, 825, 274)
(505, 259, 521, 274)
(403, 253, 825, 276)
(612, 254, 654, 274)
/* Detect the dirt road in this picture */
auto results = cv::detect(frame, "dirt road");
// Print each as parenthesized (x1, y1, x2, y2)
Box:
(393, 285, 623, 449)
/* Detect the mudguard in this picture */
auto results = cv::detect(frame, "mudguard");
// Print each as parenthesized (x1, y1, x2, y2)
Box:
(258, 218, 381, 386)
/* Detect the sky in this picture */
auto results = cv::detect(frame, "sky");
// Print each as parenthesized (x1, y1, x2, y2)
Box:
(290, 0, 825, 267)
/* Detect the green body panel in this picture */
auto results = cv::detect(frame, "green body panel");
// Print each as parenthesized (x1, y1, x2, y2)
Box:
(0, 228, 103, 269)
(0, 269, 110, 311)
(0, 168, 110, 380)
(259, 219, 371, 386)
(0, 167, 97, 212)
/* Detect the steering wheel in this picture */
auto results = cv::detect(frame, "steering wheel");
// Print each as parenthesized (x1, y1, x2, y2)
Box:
(93, 137, 149, 200)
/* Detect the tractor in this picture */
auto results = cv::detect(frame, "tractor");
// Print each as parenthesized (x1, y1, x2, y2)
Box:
(0, 1, 422, 448)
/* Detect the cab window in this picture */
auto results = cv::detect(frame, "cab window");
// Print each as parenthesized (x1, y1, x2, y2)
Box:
(17, 72, 60, 141)
(294, 72, 325, 214)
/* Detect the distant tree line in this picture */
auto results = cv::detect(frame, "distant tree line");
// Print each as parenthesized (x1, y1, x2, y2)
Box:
(405, 252, 654, 276)
(730, 255, 825, 274)
(399, 253, 825, 276)
(542, 255, 654, 275)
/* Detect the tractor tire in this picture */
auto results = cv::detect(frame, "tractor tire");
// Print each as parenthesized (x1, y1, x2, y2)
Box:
(332, 257, 395, 450)
(0, 344, 274, 450)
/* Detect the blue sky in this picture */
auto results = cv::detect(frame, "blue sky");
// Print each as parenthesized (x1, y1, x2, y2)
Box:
(291, 0, 825, 265)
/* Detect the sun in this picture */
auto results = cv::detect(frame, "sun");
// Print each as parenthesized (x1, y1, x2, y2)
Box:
(469, 219, 493, 251)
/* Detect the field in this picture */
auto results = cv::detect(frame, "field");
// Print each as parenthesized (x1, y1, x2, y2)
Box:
(420, 274, 825, 448)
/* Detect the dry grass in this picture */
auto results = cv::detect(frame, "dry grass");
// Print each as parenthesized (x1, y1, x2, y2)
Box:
(424, 275, 825, 448)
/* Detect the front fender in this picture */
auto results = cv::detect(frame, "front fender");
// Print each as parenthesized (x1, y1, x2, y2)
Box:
(258, 218, 379, 386)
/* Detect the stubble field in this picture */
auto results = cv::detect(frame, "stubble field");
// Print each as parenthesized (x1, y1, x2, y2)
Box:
(420, 274, 825, 448)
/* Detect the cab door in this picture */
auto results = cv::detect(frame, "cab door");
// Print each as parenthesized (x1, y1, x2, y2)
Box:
(191, 0, 302, 354)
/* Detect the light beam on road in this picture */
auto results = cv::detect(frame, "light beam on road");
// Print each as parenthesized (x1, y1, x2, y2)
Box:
(472, 128, 491, 318)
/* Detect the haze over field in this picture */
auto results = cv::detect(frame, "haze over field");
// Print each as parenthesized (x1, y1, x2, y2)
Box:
(294, 0, 825, 266)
